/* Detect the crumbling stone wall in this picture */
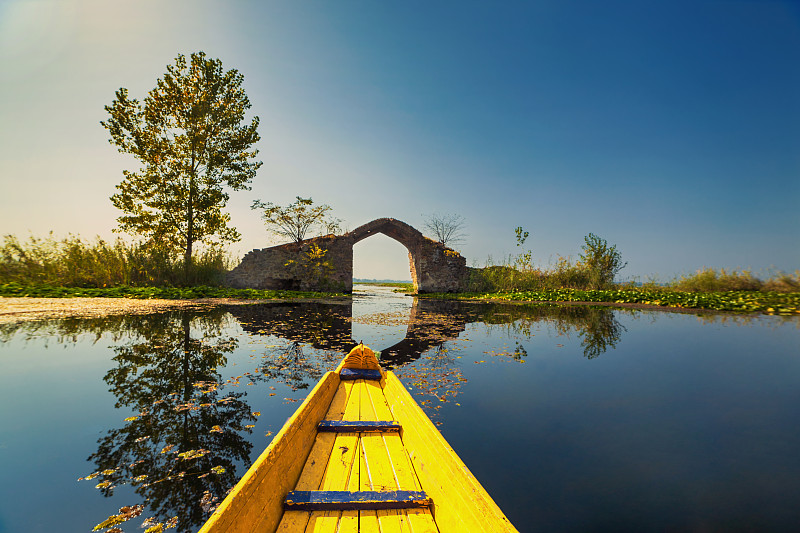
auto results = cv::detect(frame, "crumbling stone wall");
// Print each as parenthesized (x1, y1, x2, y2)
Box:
(226, 218, 468, 293)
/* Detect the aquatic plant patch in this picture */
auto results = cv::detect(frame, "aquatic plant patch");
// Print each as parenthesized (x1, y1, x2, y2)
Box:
(0, 282, 347, 300)
(421, 289, 800, 315)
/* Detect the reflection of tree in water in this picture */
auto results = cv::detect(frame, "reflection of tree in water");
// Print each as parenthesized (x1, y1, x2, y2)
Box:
(577, 306, 625, 359)
(258, 340, 341, 391)
(84, 310, 254, 533)
(479, 303, 625, 359)
(228, 302, 355, 391)
(227, 302, 354, 351)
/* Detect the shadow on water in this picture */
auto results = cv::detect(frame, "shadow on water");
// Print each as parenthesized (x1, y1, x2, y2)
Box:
(0, 299, 628, 531)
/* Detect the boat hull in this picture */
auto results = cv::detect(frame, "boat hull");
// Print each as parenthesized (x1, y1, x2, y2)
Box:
(200, 367, 517, 532)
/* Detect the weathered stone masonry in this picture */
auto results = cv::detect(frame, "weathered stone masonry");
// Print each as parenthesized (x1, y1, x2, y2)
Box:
(226, 218, 468, 293)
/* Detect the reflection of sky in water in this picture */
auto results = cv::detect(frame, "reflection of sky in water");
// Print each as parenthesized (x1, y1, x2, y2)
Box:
(351, 284, 413, 349)
(0, 301, 799, 532)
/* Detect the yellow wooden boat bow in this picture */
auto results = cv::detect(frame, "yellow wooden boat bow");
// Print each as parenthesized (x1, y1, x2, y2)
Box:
(199, 344, 518, 532)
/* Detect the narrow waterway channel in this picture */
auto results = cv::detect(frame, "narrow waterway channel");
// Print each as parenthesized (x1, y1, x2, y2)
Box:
(1, 288, 799, 532)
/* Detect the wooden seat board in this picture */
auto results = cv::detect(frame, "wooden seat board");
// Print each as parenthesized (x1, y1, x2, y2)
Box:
(279, 377, 441, 532)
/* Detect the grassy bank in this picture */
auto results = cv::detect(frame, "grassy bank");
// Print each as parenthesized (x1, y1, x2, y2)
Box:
(0, 282, 346, 300)
(421, 288, 800, 315)
(0, 234, 231, 287)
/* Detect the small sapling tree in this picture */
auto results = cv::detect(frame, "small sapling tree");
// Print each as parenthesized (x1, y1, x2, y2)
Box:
(423, 213, 467, 248)
(102, 52, 261, 281)
(251, 196, 342, 243)
(580, 233, 627, 288)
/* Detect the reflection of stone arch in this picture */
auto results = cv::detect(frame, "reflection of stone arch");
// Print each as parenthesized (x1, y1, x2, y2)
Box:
(380, 299, 468, 367)
(226, 218, 468, 293)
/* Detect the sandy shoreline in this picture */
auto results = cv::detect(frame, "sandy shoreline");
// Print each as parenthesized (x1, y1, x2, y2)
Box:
(0, 297, 271, 324)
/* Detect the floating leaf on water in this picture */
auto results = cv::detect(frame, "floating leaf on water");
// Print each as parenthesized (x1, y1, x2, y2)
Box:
(144, 525, 164, 533)
(124, 416, 139, 422)
(101, 468, 117, 475)
(133, 474, 148, 482)
(252, 411, 261, 417)
(95, 481, 112, 489)
(210, 425, 222, 433)
(177, 449, 210, 461)
(134, 436, 151, 443)
(245, 424, 255, 428)
(160, 444, 175, 454)
(210, 466, 226, 475)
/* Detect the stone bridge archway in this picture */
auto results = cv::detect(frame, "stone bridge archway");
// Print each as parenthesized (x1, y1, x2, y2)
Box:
(226, 218, 468, 293)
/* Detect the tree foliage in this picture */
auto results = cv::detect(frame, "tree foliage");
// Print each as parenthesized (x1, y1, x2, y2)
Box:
(102, 51, 261, 276)
(251, 197, 341, 243)
(423, 213, 467, 247)
(580, 233, 627, 288)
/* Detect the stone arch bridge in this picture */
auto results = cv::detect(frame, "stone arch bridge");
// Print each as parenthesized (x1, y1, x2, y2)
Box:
(226, 218, 468, 293)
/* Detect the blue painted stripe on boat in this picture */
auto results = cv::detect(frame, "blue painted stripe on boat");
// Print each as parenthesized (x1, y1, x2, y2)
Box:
(284, 490, 432, 511)
(340, 368, 382, 380)
(318, 420, 401, 432)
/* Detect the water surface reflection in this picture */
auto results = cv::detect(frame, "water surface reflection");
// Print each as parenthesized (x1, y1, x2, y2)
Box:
(1, 295, 798, 532)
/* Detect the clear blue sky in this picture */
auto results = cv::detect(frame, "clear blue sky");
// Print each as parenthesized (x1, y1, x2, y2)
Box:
(1, 0, 798, 281)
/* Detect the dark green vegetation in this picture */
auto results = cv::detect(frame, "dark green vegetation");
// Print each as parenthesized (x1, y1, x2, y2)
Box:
(102, 51, 261, 279)
(468, 231, 627, 292)
(424, 288, 800, 315)
(460, 229, 799, 315)
(0, 282, 344, 300)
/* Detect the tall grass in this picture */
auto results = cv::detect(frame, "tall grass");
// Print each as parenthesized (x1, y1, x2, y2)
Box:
(665, 267, 800, 293)
(0, 233, 234, 287)
(467, 255, 594, 292)
(468, 260, 800, 294)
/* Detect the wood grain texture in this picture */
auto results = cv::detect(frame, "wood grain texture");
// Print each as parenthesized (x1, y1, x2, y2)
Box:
(383, 372, 519, 532)
(198, 371, 340, 533)
(342, 343, 382, 370)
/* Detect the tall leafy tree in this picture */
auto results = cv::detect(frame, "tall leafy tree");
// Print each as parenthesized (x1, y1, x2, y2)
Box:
(102, 52, 261, 278)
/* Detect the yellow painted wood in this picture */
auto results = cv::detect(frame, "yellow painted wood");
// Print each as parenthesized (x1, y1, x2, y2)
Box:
(303, 380, 361, 531)
(276, 381, 355, 532)
(202, 349, 514, 533)
(365, 378, 439, 532)
(199, 371, 341, 533)
(359, 434, 382, 533)
(383, 372, 518, 533)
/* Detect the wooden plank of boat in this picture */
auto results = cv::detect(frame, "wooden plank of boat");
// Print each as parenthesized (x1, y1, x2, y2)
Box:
(199, 343, 518, 532)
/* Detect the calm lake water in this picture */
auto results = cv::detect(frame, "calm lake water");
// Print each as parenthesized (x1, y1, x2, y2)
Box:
(1, 286, 799, 532)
